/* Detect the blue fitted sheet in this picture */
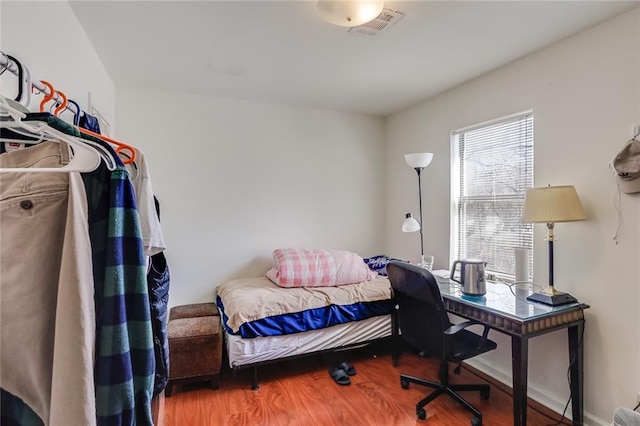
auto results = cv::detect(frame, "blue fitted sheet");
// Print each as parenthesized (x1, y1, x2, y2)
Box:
(217, 296, 393, 338)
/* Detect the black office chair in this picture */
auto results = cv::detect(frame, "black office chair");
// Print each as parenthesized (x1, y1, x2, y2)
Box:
(387, 261, 497, 426)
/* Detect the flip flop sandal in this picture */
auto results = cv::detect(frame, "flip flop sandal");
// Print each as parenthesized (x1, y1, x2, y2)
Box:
(329, 366, 351, 385)
(335, 361, 357, 376)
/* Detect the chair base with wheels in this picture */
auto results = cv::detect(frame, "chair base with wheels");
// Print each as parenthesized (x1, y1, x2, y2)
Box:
(400, 359, 489, 425)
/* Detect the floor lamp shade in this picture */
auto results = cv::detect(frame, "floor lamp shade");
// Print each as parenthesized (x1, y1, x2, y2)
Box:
(522, 185, 586, 306)
(405, 153, 433, 169)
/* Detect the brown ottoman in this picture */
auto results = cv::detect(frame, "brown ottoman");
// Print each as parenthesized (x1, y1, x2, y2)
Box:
(165, 305, 223, 396)
(169, 302, 217, 320)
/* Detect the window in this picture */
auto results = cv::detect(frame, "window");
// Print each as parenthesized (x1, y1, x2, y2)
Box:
(451, 112, 533, 280)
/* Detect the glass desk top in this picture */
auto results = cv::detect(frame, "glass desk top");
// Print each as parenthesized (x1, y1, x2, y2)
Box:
(431, 272, 587, 323)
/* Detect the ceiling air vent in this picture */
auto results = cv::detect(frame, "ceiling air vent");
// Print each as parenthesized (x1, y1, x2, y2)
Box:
(348, 8, 404, 37)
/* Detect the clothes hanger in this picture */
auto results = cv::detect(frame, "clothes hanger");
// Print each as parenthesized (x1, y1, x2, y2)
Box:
(32, 81, 134, 166)
(2, 111, 117, 172)
(78, 127, 137, 164)
(2, 80, 69, 143)
(67, 99, 82, 126)
(0, 124, 48, 143)
(0, 55, 30, 113)
(52, 90, 68, 117)
(38, 80, 56, 112)
(2, 55, 23, 104)
(0, 95, 101, 173)
(0, 58, 114, 171)
(78, 136, 117, 171)
(0, 64, 40, 141)
(20, 61, 32, 108)
(36, 81, 136, 164)
(53, 96, 77, 125)
(22, 94, 117, 171)
(53, 97, 117, 170)
(5, 55, 31, 108)
(119, 148, 140, 180)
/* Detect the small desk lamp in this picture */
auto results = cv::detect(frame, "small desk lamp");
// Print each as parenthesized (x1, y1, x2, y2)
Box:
(402, 152, 433, 269)
(522, 185, 587, 306)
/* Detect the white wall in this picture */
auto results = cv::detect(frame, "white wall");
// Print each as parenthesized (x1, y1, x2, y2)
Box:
(4, 1, 638, 423)
(116, 89, 386, 307)
(385, 8, 640, 425)
(0, 1, 115, 127)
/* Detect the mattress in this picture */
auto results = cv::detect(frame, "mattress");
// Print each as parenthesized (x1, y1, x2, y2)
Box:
(216, 276, 393, 338)
(225, 314, 392, 368)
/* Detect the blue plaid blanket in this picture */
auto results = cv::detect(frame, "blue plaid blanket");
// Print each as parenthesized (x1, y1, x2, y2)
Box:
(83, 145, 155, 425)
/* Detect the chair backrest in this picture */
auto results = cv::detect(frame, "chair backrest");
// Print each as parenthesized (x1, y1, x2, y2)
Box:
(387, 261, 451, 359)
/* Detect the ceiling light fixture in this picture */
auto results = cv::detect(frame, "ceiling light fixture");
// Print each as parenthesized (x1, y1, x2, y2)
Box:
(317, 0, 384, 27)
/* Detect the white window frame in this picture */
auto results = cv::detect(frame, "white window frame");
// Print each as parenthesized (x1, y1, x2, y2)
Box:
(450, 110, 534, 281)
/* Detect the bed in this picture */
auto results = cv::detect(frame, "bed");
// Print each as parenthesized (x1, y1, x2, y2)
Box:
(215, 273, 394, 389)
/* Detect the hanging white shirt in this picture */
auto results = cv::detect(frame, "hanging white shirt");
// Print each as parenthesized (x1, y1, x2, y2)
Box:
(125, 148, 166, 256)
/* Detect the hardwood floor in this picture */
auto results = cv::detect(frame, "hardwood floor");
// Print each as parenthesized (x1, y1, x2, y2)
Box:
(163, 344, 570, 426)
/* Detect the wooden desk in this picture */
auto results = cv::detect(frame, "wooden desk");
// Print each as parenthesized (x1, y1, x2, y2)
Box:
(394, 277, 589, 426)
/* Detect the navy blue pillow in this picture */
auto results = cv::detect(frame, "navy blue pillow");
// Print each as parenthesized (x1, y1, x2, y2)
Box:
(363, 255, 407, 276)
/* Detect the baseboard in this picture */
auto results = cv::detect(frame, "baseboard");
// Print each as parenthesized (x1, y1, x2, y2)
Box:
(463, 359, 610, 426)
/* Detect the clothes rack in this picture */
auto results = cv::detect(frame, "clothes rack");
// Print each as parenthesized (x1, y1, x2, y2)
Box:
(0, 51, 136, 163)
(0, 51, 81, 117)
(1, 50, 168, 425)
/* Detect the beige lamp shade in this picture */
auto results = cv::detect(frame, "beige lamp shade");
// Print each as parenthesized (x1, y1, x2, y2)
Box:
(522, 185, 587, 223)
(317, 0, 384, 27)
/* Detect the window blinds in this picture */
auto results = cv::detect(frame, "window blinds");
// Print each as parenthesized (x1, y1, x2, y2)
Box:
(453, 112, 534, 279)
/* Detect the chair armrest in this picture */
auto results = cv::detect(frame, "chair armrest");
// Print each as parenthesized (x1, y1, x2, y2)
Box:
(445, 320, 486, 335)
(444, 320, 492, 350)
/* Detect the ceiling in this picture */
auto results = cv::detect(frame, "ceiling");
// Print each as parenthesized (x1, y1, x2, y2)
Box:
(70, 1, 639, 117)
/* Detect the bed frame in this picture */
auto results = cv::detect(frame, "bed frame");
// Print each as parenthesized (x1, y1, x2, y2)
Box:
(223, 314, 393, 390)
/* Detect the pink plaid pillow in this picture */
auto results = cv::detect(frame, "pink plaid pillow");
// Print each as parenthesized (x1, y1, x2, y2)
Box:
(266, 248, 377, 288)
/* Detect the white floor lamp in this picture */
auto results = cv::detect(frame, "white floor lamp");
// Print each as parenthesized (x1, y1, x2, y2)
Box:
(402, 152, 433, 269)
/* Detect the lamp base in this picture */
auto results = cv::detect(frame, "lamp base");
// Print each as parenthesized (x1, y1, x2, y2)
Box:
(526, 286, 578, 306)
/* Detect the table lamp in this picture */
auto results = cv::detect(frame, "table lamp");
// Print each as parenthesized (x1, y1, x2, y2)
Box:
(522, 185, 587, 306)
(402, 152, 433, 269)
